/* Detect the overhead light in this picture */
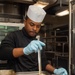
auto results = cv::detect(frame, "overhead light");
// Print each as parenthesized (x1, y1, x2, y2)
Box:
(34, 1, 49, 8)
(41, 23, 45, 26)
(55, 0, 69, 16)
(56, 28, 60, 30)
(56, 9, 69, 16)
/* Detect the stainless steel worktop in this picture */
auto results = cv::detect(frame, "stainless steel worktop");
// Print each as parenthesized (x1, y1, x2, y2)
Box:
(16, 71, 54, 75)
(0, 70, 55, 75)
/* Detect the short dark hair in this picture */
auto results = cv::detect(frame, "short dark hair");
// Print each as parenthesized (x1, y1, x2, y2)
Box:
(25, 15, 28, 20)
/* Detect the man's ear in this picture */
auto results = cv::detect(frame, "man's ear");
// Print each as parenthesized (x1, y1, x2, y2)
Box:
(24, 19, 26, 25)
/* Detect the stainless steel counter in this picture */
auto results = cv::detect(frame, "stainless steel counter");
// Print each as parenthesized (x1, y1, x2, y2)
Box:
(0, 70, 55, 75)
(16, 71, 54, 75)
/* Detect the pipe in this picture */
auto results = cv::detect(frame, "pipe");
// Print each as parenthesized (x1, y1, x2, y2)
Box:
(69, 0, 72, 75)
(36, 35, 42, 75)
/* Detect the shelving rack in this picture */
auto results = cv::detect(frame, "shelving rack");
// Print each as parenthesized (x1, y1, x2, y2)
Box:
(40, 24, 69, 71)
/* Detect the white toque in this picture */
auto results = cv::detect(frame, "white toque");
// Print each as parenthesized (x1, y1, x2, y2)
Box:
(27, 5, 46, 22)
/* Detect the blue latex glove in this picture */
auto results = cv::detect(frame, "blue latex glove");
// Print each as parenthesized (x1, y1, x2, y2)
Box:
(23, 40, 45, 55)
(54, 68, 68, 75)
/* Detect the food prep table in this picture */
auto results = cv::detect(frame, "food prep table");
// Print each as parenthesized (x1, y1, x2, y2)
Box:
(16, 71, 55, 75)
(0, 70, 55, 75)
(16, 71, 48, 75)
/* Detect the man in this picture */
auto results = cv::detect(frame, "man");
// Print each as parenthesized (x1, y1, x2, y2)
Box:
(0, 5, 68, 75)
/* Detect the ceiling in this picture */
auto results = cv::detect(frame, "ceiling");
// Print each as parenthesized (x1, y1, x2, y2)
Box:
(44, 0, 69, 15)
(0, 0, 69, 28)
(43, 0, 69, 29)
(0, 0, 69, 16)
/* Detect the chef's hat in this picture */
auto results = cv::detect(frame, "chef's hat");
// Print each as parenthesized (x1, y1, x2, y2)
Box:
(27, 5, 46, 22)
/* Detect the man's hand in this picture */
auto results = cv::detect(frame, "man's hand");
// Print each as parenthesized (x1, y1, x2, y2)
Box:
(23, 40, 45, 55)
(54, 68, 68, 75)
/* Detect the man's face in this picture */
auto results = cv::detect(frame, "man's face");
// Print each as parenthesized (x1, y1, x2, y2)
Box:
(24, 18, 41, 37)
